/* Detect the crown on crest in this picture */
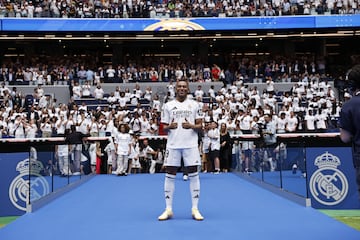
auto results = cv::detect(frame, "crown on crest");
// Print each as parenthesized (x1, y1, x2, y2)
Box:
(16, 158, 43, 174)
(314, 152, 340, 168)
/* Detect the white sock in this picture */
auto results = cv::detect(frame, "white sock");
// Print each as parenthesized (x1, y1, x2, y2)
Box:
(188, 172, 200, 209)
(164, 173, 176, 210)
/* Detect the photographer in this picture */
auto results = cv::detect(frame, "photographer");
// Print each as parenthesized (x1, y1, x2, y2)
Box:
(55, 114, 67, 136)
(261, 114, 277, 171)
(140, 138, 156, 173)
(13, 115, 26, 138)
(65, 125, 91, 175)
(40, 116, 52, 138)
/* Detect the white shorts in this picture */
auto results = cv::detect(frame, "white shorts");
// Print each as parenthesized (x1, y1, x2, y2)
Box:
(164, 147, 201, 167)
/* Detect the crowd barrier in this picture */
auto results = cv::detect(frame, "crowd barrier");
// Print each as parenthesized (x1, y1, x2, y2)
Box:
(0, 132, 358, 218)
(140, 132, 360, 209)
(0, 137, 109, 217)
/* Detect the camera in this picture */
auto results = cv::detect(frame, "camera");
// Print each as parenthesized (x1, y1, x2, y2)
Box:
(256, 122, 265, 134)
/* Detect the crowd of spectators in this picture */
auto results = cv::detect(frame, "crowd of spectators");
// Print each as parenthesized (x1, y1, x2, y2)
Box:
(0, 54, 350, 174)
(0, 0, 357, 175)
(0, 0, 359, 19)
(0, 57, 344, 140)
(0, 55, 328, 86)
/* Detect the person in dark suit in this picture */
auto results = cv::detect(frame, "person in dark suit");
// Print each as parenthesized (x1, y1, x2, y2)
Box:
(339, 64, 360, 199)
(27, 106, 40, 122)
(65, 125, 91, 175)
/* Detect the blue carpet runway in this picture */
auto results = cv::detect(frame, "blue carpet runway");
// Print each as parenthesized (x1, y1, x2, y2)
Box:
(0, 173, 359, 240)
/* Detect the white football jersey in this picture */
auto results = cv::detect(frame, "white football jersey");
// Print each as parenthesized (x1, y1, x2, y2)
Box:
(161, 98, 201, 149)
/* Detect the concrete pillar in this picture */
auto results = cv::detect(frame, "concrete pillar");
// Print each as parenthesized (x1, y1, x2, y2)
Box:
(198, 40, 209, 63)
(319, 39, 326, 57)
(179, 42, 193, 61)
(112, 44, 123, 65)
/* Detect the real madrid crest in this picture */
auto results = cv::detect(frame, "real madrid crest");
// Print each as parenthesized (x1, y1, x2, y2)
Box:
(8, 147, 50, 211)
(309, 151, 348, 206)
(144, 19, 205, 31)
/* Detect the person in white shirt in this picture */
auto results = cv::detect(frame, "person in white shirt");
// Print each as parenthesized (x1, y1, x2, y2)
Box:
(56, 144, 71, 176)
(107, 92, 118, 106)
(208, 85, 216, 99)
(285, 111, 298, 133)
(139, 112, 151, 136)
(304, 109, 316, 132)
(106, 65, 116, 83)
(201, 120, 211, 173)
(0, 83, 10, 97)
(167, 81, 175, 99)
(13, 115, 26, 138)
(0, 116, 8, 137)
(124, 88, 131, 102)
(93, 84, 105, 99)
(315, 108, 328, 132)
(276, 112, 287, 133)
(143, 86, 153, 102)
(194, 85, 205, 99)
(55, 114, 67, 136)
(266, 77, 275, 94)
(81, 80, 92, 98)
(25, 119, 38, 138)
(36, 85, 44, 98)
(89, 117, 99, 137)
(118, 91, 128, 108)
(174, 66, 184, 80)
(104, 136, 117, 174)
(208, 120, 221, 173)
(263, 92, 277, 112)
(148, 118, 158, 136)
(72, 82, 82, 100)
(158, 79, 204, 221)
(128, 132, 140, 174)
(114, 86, 121, 99)
(38, 95, 49, 109)
(152, 94, 161, 113)
(114, 123, 132, 176)
(281, 92, 293, 107)
(130, 91, 139, 106)
(105, 114, 115, 136)
(239, 111, 252, 133)
(133, 84, 143, 98)
(77, 112, 90, 134)
(127, 112, 139, 133)
(41, 117, 53, 137)
(65, 115, 75, 131)
(58, 104, 68, 120)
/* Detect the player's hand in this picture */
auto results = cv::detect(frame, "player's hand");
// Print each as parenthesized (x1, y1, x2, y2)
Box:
(182, 118, 192, 129)
(168, 119, 178, 129)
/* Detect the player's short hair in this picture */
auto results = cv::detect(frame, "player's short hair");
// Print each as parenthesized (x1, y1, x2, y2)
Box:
(175, 79, 190, 92)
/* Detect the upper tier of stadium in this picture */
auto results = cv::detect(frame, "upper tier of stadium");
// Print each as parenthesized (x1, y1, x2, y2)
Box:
(0, 0, 360, 19)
